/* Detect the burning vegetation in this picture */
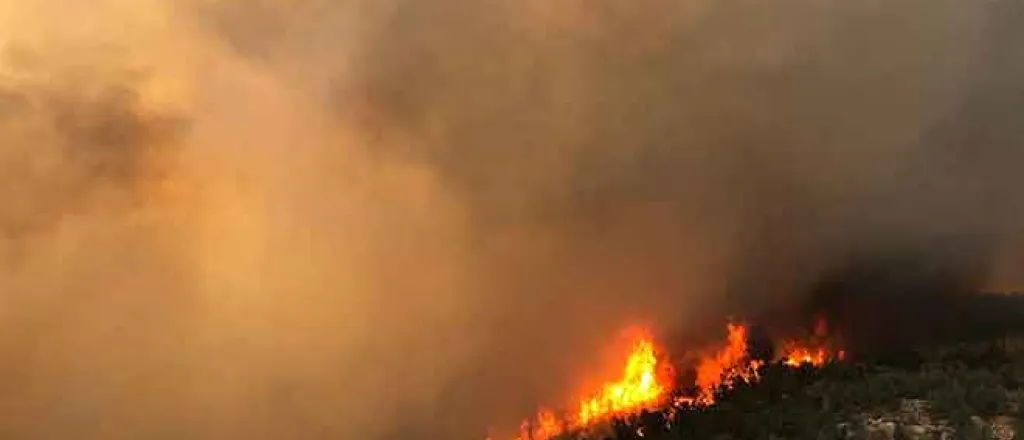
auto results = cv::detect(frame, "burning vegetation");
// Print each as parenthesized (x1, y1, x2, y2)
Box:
(576, 333, 669, 426)
(499, 292, 1024, 440)
(508, 319, 845, 440)
(778, 318, 846, 368)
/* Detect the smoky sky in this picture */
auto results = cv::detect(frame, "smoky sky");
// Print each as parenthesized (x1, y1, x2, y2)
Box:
(0, 0, 1023, 439)
(339, 0, 1024, 436)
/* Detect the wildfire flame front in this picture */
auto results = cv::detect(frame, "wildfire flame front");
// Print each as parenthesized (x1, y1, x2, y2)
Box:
(511, 321, 844, 440)
(577, 336, 667, 425)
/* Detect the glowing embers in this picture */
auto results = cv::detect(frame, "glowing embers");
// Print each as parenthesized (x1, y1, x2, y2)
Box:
(778, 317, 845, 367)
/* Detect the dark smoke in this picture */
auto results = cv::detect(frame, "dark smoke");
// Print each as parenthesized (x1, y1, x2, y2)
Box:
(339, 0, 1024, 436)
(762, 0, 1024, 359)
(0, 0, 1023, 439)
(0, 56, 187, 257)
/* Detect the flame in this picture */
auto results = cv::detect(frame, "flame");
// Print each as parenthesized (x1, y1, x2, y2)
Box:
(577, 336, 668, 425)
(517, 332, 672, 440)
(781, 346, 829, 366)
(510, 319, 845, 439)
(779, 317, 844, 367)
(693, 323, 762, 404)
(523, 410, 561, 440)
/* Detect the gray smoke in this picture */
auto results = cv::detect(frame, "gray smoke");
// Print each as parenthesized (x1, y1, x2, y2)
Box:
(336, 0, 1024, 434)
(0, 0, 1022, 439)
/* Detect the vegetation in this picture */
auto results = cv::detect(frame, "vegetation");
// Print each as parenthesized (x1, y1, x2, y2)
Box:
(559, 339, 1024, 440)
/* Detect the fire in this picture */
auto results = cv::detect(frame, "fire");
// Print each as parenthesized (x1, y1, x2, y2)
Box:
(782, 346, 830, 366)
(779, 317, 844, 367)
(781, 346, 845, 366)
(577, 336, 668, 425)
(510, 319, 845, 440)
(693, 324, 762, 404)
(516, 332, 672, 440)
(521, 410, 561, 440)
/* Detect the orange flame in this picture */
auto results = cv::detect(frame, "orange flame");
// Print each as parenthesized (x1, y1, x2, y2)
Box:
(531, 410, 561, 440)
(510, 320, 845, 439)
(517, 332, 672, 440)
(693, 323, 762, 403)
(577, 336, 668, 425)
(781, 346, 829, 366)
(779, 317, 844, 366)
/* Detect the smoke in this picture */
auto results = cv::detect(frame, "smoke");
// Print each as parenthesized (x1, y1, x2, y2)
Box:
(342, 0, 1024, 433)
(0, 0, 1022, 438)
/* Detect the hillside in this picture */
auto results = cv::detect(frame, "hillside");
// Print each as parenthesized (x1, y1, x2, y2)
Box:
(550, 339, 1024, 440)
(538, 292, 1024, 440)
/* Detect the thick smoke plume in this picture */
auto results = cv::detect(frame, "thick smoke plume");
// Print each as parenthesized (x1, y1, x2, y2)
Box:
(0, 0, 1022, 439)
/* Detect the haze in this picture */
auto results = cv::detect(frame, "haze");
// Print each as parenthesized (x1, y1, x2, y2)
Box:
(0, 0, 1021, 438)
